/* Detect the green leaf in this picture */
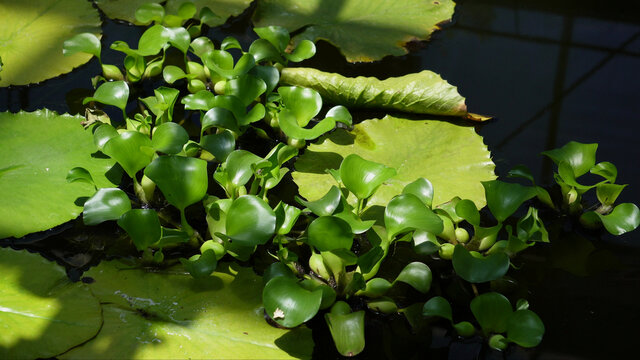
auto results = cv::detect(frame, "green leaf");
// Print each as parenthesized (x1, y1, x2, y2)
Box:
(135, 2, 165, 24)
(180, 250, 218, 278)
(0, 248, 101, 359)
(0, 0, 101, 85)
(453, 321, 476, 337)
(333, 201, 376, 234)
(62, 260, 312, 359)
(359, 278, 392, 298)
(506, 309, 545, 348)
(285, 40, 316, 62)
(296, 185, 342, 216)
(590, 161, 617, 183)
(0, 110, 117, 238)
(452, 245, 510, 283)
(190, 37, 215, 58)
(182, 90, 216, 110)
(341, 154, 396, 200)
(254, 25, 290, 52)
(307, 216, 354, 251)
(204, 51, 256, 79)
(117, 209, 162, 250)
(367, 296, 397, 314)
(278, 86, 323, 127)
(221, 36, 242, 50)
(278, 110, 337, 140)
(157, 227, 191, 247)
(385, 194, 443, 240)
(144, 156, 208, 211)
(225, 150, 263, 188)
(83, 188, 132, 225)
(294, 115, 496, 209)
(200, 130, 235, 162)
(92, 124, 118, 151)
(250, 65, 280, 94)
(413, 230, 441, 256)
(455, 199, 480, 226)
(274, 202, 302, 235)
(201, 107, 239, 133)
(470, 292, 513, 334)
(584, 203, 640, 235)
(225, 195, 276, 246)
(263, 276, 323, 328)
(422, 296, 452, 321)
(63, 33, 101, 59)
(324, 303, 365, 357)
(596, 183, 627, 206)
(84, 81, 130, 112)
(483, 180, 537, 222)
(102, 131, 154, 178)
(226, 74, 267, 106)
(516, 207, 549, 243)
(66, 167, 96, 187)
(394, 262, 432, 293)
(152, 122, 189, 154)
(249, 39, 285, 63)
(165, 0, 253, 27)
(507, 164, 535, 183)
(489, 334, 508, 351)
(253, 0, 455, 62)
(402, 178, 434, 208)
(541, 141, 598, 177)
(163, 65, 188, 84)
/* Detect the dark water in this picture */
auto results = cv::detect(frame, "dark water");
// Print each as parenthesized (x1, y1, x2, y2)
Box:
(2, 0, 640, 358)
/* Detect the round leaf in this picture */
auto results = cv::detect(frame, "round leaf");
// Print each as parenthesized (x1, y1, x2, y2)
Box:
(506, 309, 545, 347)
(470, 292, 513, 334)
(152, 122, 189, 154)
(359, 278, 392, 298)
(225, 195, 276, 246)
(144, 156, 208, 211)
(83, 188, 132, 225)
(263, 276, 323, 328)
(117, 209, 162, 250)
(63, 33, 101, 59)
(452, 245, 510, 283)
(201, 107, 238, 133)
(482, 180, 537, 223)
(307, 216, 354, 251)
(422, 296, 452, 321)
(341, 154, 396, 200)
(200, 131, 235, 162)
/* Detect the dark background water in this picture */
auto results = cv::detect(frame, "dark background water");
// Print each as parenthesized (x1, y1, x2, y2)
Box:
(2, 0, 640, 358)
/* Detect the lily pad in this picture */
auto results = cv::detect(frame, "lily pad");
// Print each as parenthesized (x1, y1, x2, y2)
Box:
(0, 110, 116, 239)
(252, 0, 455, 62)
(293, 115, 495, 209)
(62, 261, 313, 359)
(0, 248, 101, 359)
(0, 0, 101, 86)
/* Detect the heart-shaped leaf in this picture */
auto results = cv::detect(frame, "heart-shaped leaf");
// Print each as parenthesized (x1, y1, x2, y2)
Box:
(225, 150, 264, 188)
(102, 131, 154, 178)
(117, 209, 162, 250)
(226, 74, 267, 106)
(144, 156, 208, 211)
(84, 81, 130, 113)
(385, 194, 443, 240)
(455, 199, 480, 226)
(263, 276, 323, 328)
(582, 203, 640, 235)
(201, 107, 239, 134)
(307, 216, 354, 251)
(541, 141, 598, 177)
(470, 292, 512, 334)
(200, 130, 235, 162)
(422, 296, 453, 321)
(341, 154, 396, 200)
(506, 309, 545, 347)
(152, 122, 189, 154)
(483, 180, 537, 222)
(83, 188, 131, 225)
(452, 245, 510, 283)
(225, 195, 276, 246)
(249, 38, 285, 63)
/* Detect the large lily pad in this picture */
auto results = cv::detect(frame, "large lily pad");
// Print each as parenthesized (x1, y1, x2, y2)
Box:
(0, 0, 101, 86)
(280, 68, 468, 117)
(252, 0, 456, 62)
(293, 115, 495, 209)
(62, 261, 313, 359)
(0, 248, 102, 359)
(0, 110, 117, 239)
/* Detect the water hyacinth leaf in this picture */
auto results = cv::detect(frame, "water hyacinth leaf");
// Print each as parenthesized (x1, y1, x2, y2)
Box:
(250, 65, 280, 94)
(176, 0, 197, 19)
(294, 116, 496, 209)
(63, 33, 101, 59)
(413, 230, 440, 256)
(263, 276, 323, 328)
(596, 183, 627, 206)
(254, 25, 290, 52)
(163, 65, 188, 84)
(278, 110, 337, 140)
(367, 297, 398, 314)
(135, 2, 165, 24)
(165, 0, 253, 27)
(164, 26, 191, 53)
(402, 178, 434, 208)
(66, 167, 95, 188)
(180, 250, 218, 278)
(84, 81, 130, 112)
(200, 130, 235, 162)
(226, 74, 267, 106)
(279, 86, 323, 127)
(151, 122, 189, 154)
(144, 156, 208, 211)
(333, 203, 376, 234)
(156, 227, 190, 247)
(135, 25, 172, 56)
(385, 194, 443, 240)
(325, 105, 352, 127)
(102, 131, 154, 178)
(226, 150, 263, 187)
(190, 37, 215, 58)
(274, 202, 302, 235)
(63, 260, 312, 359)
(394, 262, 432, 293)
(263, 262, 296, 285)
(507, 164, 535, 183)
(422, 296, 453, 321)
(249, 39, 285, 63)
(0, 0, 101, 86)
(470, 292, 513, 334)
(591, 161, 617, 183)
(489, 334, 508, 351)
(516, 207, 549, 242)
(182, 90, 216, 110)
(300, 280, 337, 310)
(483, 180, 537, 222)
(117, 209, 161, 250)
(284, 40, 316, 62)
(296, 185, 342, 216)
(356, 246, 384, 275)
(0, 248, 102, 359)
(341, 154, 396, 200)
(221, 36, 242, 50)
(280, 68, 470, 117)
(83, 188, 131, 225)
(359, 278, 392, 298)
(455, 199, 480, 226)
(325, 303, 366, 357)
(506, 310, 545, 348)
(205, 51, 256, 79)
(589, 203, 640, 235)
(541, 141, 598, 177)
(225, 195, 276, 246)
(454, 321, 476, 337)
(201, 107, 238, 133)
(307, 216, 354, 251)
(253, 0, 455, 62)
(452, 245, 510, 283)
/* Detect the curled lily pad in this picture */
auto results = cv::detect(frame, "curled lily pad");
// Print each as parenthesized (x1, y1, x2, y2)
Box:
(294, 115, 495, 209)
(253, 0, 455, 62)
(83, 188, 131, 225)
(452, 245, 510, 283)
(263, 276, 323, 328)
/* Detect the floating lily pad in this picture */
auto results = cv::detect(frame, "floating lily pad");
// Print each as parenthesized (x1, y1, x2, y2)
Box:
(293, 115, 495, 209)
(62, 261, 313, 359)
(253, 0, 456, 62)
(0, 248, 102, 359)
(0, 110, 116, 239)
(0, 0, 101, 86)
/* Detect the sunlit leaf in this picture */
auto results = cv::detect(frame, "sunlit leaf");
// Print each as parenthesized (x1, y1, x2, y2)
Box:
(590, 161, 617, 183)
(226, 74, 267, 106)
(165, 0, 253, 27)
(541, 141, 598, 177)
(296, 186, 342, 216)
(324, 302, 365, 357)
(63, 33, 101, 59)
(225, 150, 263, 187)
(307, 216, 353, 251)
(66, 167, 96, 188)
(274, 202, 302, 235)
(151, 122, 189, 154)
(135, 2, 165, 24)
(225, 195, 276, 246)
(402, 178, 434, 208)
(452, 245, 510, 283)
(83, 188, 131, 225)
(279, 86, 323, 127)
(144, 156, 208, 211)
(596, 183, 627, 206)
(263, 276, 323, 328)
(84, 81, 130, 112)
(200, 130, 235, 162)
(385, 194, 443, 240)
(117, 209, 161, 250)
(394, 262, 432, 293)
(455, 199, 480, 226)
(582, 203, 640, 235)
(482, 180, 537, 222)
(102, 131, 154, 178)
(284, 40, 316, 62)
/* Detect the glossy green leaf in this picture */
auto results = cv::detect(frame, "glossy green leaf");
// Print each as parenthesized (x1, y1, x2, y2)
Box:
(201, 107, 239, 134)
(253, 0, 455, 62)
(590, 161, 617, 183)
(0, 248, 101, 359)
(254, 26, 289, 52)
(359, 278, 392, 298)
(117, 209, 162, 250)
(66, 167, 96, 187)
(279, 86, 323, 127)
(385, 194, 443, 240)
(367, 297, 397, 314)
(274, 202, 303, 235)
(342, 154, 397, 200)
(584, 203, 640, 235)
(452, 245, 510, 283)
(285, 40, 316, 62)
(190, 36, 215, 58)
(250, 65, 280, 94)
(470, 292, 513, 334)
(0, 110, 117, 238)
(226, 74, 267, 106)
(164, 26, 191, 53)
(454, 321, 476, 337)
(402, 178, 434, 208)
(413, 230, 441, 256)
(455, 199, 480, 226)
(516, 207, 549, 243)
(541, 141, 598, 177)
(63, 33, 101, 59)
(0, 0, 101, 86)
(296, 185, 342, 216)
(506, 309, 545, 348)
(83, 188, 131, 225)
(325, 303, 365, 357)
(278, 110, 337, 140)
(300, 280, 336, 310)
(422, 296, 452, 321)
(483, 180, 537, 222)
(152, 122, 189, 154)
(249, 39, 285, 63)
(63, 260, 312, 359)
(144, 156, 208, 211)
(163, 65, 188, 84)
(225, 150, 263, 187)
(307, 216, 354, 251)
(204, 51, 256, 79)
(489, 334, 508, 351)
(157, 227, 190, 247)
(134, 2, 165, 24)
(596, 183, 627, 206)
(182, 90, 215, 110)
(225, 195, 276, 246)
(221, 36, 242, 50)
(356, 246, 384, 274)
(102, 131, 154, 178)
(200, 130, 235, 162)
(507, 164, 535, 183)
(294, 115, 496, 209)
(84, 81, 130, 112)
(180, 250, 218, 278)
(394, 262, 432, 293)
(165, 0, 253, 27)
(263, 276, 323, 328)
